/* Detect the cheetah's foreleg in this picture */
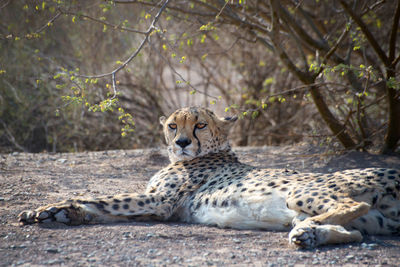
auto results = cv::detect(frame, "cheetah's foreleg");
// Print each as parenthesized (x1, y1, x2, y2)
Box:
(19, 193, 175, 225)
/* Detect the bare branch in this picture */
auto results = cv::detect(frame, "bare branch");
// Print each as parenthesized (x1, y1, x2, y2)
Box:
(269, 0, 312, 83)
(60, 11, 147, 34)
(0, 0, 10, 9)
(114, 0, 217, 17)
(0, 119, 27, 152)
(361, 0, 385, 16)
(76, 0, 170, 99)
(147, 38, 218, 100)
(322, 24, 349, 65)
(276, 2, 327, 52)
(297, 6, 325, 41)
(269, 82, 349, 97)
(389, 0, 400, 65)
(215, 0, 229, 19)
(34, 12, 62, 34)
(315, 24, 351, 77)
(270, 0, 357, 149)
(392, 54, 400, 67)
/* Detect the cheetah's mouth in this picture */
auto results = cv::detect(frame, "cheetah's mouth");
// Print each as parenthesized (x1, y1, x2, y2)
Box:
(176, 148, 196, 159)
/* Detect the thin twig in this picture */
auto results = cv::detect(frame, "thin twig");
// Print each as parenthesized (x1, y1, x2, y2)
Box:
(35, 12, 62, 34)
(389, 0, 400, 64)
(392, 54, 400, 67)
(266, 82, 347, 99)
(60, 11, 147, 34)
(322, 24, 350, 66)
(0, 0, 10, 9)
(147, 38, 218, 100)
(215, 0, 229, 19)
(339, 0, 389, 66)
(75, 0, 170, 99)
(361, 0, 385, 16)
(356, 71, 370, 143)
(114, 0, 216, 17)
(0, 119, 27, 152)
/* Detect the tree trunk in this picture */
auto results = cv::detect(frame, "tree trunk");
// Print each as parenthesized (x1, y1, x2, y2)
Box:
(308, 85, 357, 149)
(269, 0, 357, 149)
(382, 84, 400, 154)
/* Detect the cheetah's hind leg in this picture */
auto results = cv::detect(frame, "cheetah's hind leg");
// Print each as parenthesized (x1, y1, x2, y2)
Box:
(345, 209, 400, 236)
(289, 220, 363, 248)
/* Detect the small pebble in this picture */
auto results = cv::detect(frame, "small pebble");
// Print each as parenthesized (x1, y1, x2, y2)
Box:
(45, 247, 59, 253)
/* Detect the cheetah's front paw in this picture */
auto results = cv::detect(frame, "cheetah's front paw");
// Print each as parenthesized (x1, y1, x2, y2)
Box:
(19, 206, 72, 225)
(18, 200, 94, 225)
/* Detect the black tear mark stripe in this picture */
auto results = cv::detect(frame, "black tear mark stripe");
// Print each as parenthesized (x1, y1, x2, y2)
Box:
(171, 115, 178, 138)
(193, 126, 202, 155)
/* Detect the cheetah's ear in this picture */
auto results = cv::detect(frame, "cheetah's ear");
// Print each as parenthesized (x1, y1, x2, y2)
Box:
(159, 116, 166, 126)
(223, 115, 238, 122)
(218, 115, 237, 132)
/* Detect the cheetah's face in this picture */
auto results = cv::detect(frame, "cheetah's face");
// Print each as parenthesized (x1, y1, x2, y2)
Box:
(160, 107, 237, 163)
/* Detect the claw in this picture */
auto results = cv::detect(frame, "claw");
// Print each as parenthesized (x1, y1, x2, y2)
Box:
(37, 211, 49, 220)
(18, 205, 71, 225)
(46, 207, 59, 213)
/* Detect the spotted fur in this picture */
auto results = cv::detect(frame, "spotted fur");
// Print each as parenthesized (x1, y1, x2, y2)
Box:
(19, 107, 400, 248)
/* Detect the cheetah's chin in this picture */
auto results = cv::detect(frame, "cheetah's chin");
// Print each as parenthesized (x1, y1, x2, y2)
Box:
(174, 149, 196, 161)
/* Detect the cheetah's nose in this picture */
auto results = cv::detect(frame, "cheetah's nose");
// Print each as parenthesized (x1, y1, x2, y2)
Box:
(175, 138, 192, 148)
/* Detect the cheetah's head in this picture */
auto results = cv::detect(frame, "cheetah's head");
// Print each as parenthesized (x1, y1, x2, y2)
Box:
(160, 107, 237, 163)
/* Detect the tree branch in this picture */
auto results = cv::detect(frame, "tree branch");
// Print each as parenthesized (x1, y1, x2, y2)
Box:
(269, 1, 312, 84)
(147, 37, 218, 100)
(0, 119, 27, 152)
(76, 0, 170, 99)
(339, 0, 389, 65)
(114, 0, 217, 17)
(60, 11, 147, 34)
(389, 0, 400, 65)
(276, 2, 327, 51)
(270, 0, 356, 149)
(35, 11, 62, 34)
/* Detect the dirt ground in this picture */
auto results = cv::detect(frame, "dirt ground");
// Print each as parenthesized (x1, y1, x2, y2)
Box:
(1, 145, 400, 266)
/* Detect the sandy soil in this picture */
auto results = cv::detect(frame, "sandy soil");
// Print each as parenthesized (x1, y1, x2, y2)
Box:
(1, 145, 400, 266)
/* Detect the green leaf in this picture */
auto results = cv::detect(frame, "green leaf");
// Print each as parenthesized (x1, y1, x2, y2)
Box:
(251, 111, 259, 119)
(263, 77, 275, 86)
(376, 19, 382, 29)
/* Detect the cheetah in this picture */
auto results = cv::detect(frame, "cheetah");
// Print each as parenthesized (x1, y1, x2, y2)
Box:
(19, 107, 400, 248)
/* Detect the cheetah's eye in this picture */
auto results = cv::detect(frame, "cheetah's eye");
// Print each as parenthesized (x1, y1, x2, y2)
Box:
(195, 123, 207, 129)
(168, 123, 177, 130)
